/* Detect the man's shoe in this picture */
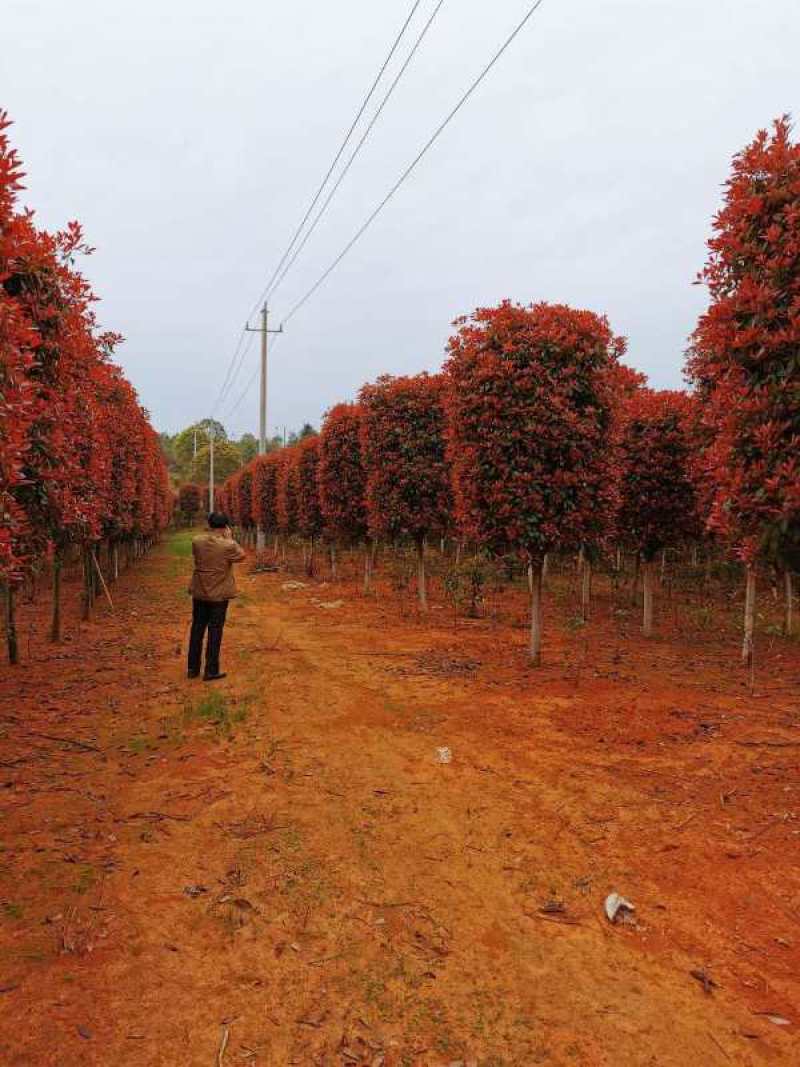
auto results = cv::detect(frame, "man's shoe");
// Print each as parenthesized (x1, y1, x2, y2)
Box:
(187, 670, 200, 679)
(202, 672, 227, 682)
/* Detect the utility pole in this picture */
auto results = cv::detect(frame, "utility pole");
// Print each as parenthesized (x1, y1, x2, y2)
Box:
(208, 424, 216, 513)
(245, 303, 283, 549)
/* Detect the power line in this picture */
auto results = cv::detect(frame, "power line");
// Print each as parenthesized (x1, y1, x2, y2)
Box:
(212, 0, 423, 417)
(210, 327, 248, 416)
(251, 0, 425, 319)
(267, 0, 447, 303)
(223, 331, 285, 423)
(213, 328, 255, 415)
(281, 0, 547, 328)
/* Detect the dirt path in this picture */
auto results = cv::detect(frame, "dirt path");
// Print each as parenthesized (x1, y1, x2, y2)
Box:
(0, 536, 798, 1065)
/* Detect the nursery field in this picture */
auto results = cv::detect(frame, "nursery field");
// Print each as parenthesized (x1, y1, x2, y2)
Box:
(0, 533, 798, 1066)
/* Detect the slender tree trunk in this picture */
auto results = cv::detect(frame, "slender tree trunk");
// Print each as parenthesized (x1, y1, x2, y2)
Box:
(112, 542, 119, 582)
(416, 536, 427, 611)
(306, 537, 314, 577)
(81, 546, 93, 621)
(455, 540, 462, 567)
(529, 557, 544, 666)
(742, 564, 756, 667)
(631, 554, 640, 605)
(785, 570, 795, 637)
(615, 546, 622, 572)
(363, 540, 372, 595)
(642, 558, 655, 637)
(330, 542, 337, 580)
(3, 582, 18, 665)
(581, 557, 592, 622)
(50, 547, 62, 643)
(660, 548, 667, 582)
(542, 553, 549, 583)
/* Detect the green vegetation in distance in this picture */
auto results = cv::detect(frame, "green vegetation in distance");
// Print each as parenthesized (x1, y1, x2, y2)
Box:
(159, 421, 317, 486)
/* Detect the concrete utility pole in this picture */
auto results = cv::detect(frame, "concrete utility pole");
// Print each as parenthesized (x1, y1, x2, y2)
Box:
(208, 424, 216, 513)
(245, 304, 283, 549)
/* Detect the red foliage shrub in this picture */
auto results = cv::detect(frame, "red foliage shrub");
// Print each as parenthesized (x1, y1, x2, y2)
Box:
(275, 448, 299, 535)
(687, 117, 800, 567)
(253, 452, 280, 534)
(444, 300, 624, 561)
(237, 465, 254, 529)
(318, 402, 367, 544)
(295, 436, 324, 541)
(178, 483, 203, 522)
(359, 373, 451, 545)
(617, 389, 701, 561)
(0, 109, 170, 589)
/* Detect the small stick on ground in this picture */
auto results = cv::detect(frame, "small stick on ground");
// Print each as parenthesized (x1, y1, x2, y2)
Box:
(216, 1024, 229, 1066)
(91, 552, 115, 611)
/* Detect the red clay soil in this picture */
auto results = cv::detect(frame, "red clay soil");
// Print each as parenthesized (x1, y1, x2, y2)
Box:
(0, 538, 798, 1066)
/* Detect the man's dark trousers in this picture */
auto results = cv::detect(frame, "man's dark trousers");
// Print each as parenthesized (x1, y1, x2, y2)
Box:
(188, 598, 229, 677)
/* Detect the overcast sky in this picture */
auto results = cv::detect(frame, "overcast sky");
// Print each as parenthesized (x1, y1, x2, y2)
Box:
(2, 0, 797, 438)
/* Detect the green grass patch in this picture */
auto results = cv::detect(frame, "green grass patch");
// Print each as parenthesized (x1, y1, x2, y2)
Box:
(169, 531, 195, 558)
(183, 691, 246, 740)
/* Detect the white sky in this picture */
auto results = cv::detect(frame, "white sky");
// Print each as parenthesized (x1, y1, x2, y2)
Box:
(2, 0, 798, 437)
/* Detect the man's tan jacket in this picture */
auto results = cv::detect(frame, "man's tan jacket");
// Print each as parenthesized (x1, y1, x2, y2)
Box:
(189, 532, 246, 602)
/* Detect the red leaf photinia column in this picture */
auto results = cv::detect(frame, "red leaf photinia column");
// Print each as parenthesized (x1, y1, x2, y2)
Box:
(617, 388, 702, 635)
(687, 116, 800, 663)
(359, 373, 452, 609)
(444, 300, 624, 664)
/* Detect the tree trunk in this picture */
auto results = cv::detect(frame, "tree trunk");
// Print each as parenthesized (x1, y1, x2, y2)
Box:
(742, 564, 756, 667)
(416, 537, 427, 611)
(581, 557, 592, 622)
(330, 542, 337, 580)
(51, 547, 62, 643)
(784, 570, 794, 637)
(642, 558, 655, 637)
(455, 540, 462, 567)
(81, 547, 93, 621)
(631, 554, 640, 605)
(363, 540, 372, 595)
(112, 542, 119, 582)
(529, 557, 544, 666)
(306, 537, 314, 577)
(3, 582, 18, 665)
(542, 553, 550, 582)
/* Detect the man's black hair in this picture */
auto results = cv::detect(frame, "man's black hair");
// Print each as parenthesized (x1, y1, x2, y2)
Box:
(208, 512, 230, 529)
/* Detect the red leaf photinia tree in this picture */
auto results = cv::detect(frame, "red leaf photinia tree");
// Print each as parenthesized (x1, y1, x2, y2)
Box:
(275, 447, 300, 538)
(318, 402, 368, 584)
(444, 300, 624, 664)
(687, 116, 800, 660)
(253, 452, 280, 542)
(178, 483, 203, 525)
(359, 373, 451, 608)
(295, 436, 324, 574)
(617, 389, 701, 636)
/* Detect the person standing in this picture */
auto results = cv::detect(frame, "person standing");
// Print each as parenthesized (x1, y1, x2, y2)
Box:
(187, 512, 246, 681)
